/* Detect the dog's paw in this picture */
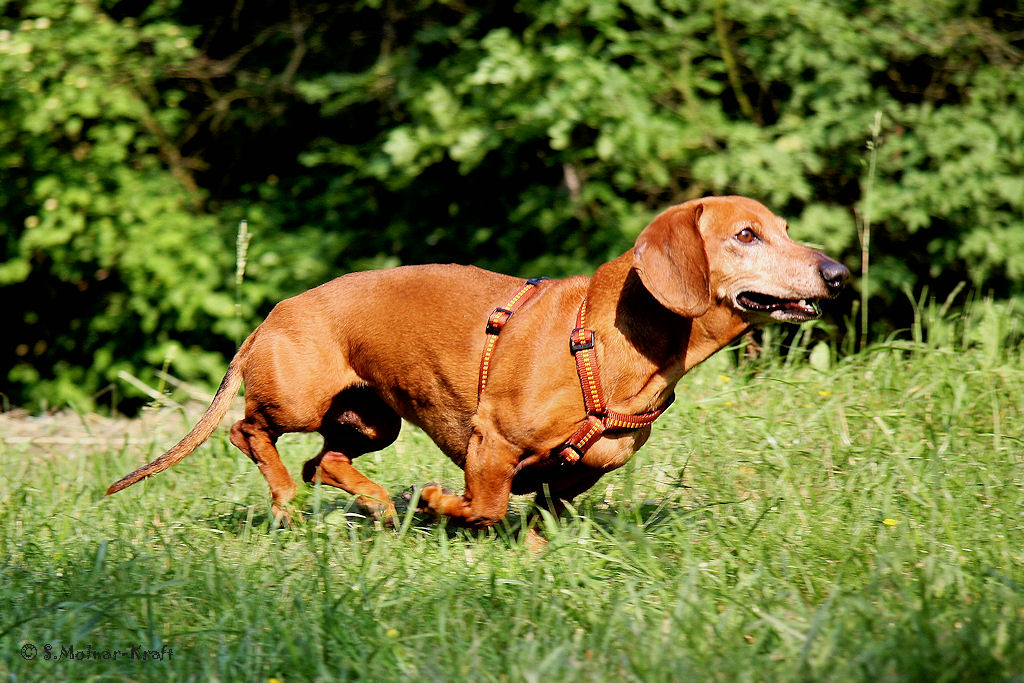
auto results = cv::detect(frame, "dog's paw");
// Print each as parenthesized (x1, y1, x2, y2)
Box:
(416, 483, 441, 513)
(410, 482, 457, 514)
(524, 527, 549, 553)
(401, 485, 420, 504)
(271, 503, 299, 529)
(358, 498, 399, 529)
(400, 484, 430, 515)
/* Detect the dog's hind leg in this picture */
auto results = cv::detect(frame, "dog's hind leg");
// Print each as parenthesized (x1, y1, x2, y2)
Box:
(304, 450, 398, 524)
(301, 387, 402, 524)
(230, 417, 296, 525)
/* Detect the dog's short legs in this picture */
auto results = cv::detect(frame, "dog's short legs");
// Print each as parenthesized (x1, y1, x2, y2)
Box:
(419, 428, 518, 528)
(303, 450, 398, 524)
(524, 474, 605, 549)
(301, 386, 402, 524)
(531, 486, 572, 521)
(230, 419, 296, 524)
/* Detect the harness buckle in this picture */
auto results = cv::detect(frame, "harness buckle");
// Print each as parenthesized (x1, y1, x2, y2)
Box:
(557, 442, 585, 465)
(569, 328, 595, 354)
(486, 308, 514, 335)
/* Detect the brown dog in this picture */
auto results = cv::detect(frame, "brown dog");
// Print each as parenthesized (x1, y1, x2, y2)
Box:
(107, 196, 848, 528)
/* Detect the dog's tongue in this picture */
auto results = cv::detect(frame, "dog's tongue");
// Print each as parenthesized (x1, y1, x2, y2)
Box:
(785, 299, 818, 316)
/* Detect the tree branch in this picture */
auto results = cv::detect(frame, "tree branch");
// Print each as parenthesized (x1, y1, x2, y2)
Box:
(713, 1, 759, 123)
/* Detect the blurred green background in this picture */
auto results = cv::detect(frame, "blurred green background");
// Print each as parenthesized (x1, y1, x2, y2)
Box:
(2, 0, 1022, 412)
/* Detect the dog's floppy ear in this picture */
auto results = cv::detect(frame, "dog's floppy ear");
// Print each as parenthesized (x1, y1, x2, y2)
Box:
(632, 202, 711, 318)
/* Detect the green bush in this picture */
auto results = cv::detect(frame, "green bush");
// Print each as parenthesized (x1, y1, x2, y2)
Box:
(2, 0, 1022, 411)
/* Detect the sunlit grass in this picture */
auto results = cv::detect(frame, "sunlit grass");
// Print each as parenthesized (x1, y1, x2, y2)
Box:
(2, 319, 1023, 680)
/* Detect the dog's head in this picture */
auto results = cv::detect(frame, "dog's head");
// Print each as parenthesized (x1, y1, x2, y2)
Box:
(633, 196, 849, 322)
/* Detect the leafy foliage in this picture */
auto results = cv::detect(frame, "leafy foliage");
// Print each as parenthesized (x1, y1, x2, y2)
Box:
(2, 0, 1023, 410)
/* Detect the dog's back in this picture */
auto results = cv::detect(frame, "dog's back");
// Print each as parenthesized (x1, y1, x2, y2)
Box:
(247, 264, 533, 452)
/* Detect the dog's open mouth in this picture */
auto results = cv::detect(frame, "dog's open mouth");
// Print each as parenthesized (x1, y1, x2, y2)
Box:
(737, 292, 821, 321)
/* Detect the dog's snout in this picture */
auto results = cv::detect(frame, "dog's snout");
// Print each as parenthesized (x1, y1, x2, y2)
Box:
(818, 258, 850, 295)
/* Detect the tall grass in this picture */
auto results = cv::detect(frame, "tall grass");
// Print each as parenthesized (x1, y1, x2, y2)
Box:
(234, 219, 252, 348)
(856, 110, 884, 352)
(2, 302, 1023, 680)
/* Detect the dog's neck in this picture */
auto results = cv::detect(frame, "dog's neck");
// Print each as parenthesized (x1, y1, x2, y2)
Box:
(584, 251, 750, 413)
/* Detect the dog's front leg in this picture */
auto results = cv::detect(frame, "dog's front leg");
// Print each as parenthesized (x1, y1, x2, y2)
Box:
(522, 473, 605, 549)
(419, 427, 518, 529)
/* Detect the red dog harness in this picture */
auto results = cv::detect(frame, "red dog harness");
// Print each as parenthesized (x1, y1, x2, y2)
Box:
(477, 279, 672, 466)
(477, 277, 548, 398)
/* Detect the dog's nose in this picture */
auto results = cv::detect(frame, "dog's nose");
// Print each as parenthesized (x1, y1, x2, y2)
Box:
(819, 259, 850, 296)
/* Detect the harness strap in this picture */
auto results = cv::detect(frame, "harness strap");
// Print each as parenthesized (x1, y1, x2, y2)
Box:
(476, 283, 672, 468)
(553, 298, 672, 465)
(477, 277, 547, 397)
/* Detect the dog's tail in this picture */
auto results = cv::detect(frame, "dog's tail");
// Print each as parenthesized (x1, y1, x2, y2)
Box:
(106, 341, 250, 496)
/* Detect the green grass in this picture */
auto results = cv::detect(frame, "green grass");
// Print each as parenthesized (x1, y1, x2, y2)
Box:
(3, 316, 1024, 681)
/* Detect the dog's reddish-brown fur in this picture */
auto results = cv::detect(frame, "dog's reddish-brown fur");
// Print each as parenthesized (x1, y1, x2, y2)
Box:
(107, 196, 848, 528)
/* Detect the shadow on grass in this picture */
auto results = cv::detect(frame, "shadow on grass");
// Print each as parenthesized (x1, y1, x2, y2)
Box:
(193, 485, 439, 535)
(192, 481, 716, 550)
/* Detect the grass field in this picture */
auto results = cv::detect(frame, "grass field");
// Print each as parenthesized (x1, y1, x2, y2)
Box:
(2, 305, 1023, 681)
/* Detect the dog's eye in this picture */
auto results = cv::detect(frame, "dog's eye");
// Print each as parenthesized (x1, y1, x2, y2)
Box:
(735, 228, 758, 244)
